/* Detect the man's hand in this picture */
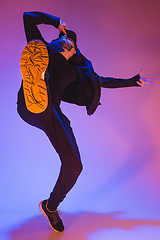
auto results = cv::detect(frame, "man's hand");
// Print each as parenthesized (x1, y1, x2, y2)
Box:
(58, 20, 67, 35)
(137, 69, 154, 86)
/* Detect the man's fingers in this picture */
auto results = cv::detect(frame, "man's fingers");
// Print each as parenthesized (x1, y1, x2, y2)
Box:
(138, 70, 155, 86)
(58, 24, 67, 35)
(60, 20, 67, 29)
(62, 21, 66, 26)
(63, 28, 67, 35)
(137, 77, 154, 86)
(139, 79, 145, 84)
(137, 80, 144, 86)
(59, 20, 67, 34)
(144, 79, 154, 83)
(139, 69, 143, 76)
(145, 77, 155, 81)
(141, 76, 154, 83)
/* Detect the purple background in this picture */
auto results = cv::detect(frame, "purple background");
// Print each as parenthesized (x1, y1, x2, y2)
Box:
(1, 0, 160, 239)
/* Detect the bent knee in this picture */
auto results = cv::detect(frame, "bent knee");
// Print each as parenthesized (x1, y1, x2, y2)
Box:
(70, 160, 83, 177)
(63, 158, 83, 178)
(76, 161, 83, 175)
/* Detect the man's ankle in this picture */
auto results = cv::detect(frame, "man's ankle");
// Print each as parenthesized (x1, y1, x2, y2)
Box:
(46, 200, 57, 212)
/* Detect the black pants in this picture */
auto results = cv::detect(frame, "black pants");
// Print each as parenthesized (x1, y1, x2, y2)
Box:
(17, 85, 82, 210)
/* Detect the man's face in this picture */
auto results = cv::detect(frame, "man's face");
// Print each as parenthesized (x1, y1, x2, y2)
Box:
(61, 35, 75, 51)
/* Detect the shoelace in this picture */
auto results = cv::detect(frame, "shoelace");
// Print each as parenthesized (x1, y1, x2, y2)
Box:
(49, 210, 61, 224)
(45, 200, 62, 224)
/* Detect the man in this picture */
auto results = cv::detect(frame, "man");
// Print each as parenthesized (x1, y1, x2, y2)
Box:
(17, 11, 153, 233)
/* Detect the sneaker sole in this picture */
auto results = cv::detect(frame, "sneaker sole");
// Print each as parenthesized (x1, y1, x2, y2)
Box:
(20, 40, 49, 113)
(39, 201, 62, 233)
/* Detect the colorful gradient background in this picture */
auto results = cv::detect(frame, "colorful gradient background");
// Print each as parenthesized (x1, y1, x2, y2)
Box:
(1, 0, 160, 239)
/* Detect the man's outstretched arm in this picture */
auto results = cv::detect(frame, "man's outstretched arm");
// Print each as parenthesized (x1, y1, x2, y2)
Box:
(101, 74, 141, 88)
(69, 51, 141, 88)
(23, 11, 66, 44)
(101, 69, 154, 88)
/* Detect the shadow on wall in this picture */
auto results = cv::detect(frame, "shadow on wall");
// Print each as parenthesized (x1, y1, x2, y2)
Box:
(10, 212, 160, 240)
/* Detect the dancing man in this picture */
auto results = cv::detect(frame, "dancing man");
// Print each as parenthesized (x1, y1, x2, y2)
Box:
(17, 11, 153, 232)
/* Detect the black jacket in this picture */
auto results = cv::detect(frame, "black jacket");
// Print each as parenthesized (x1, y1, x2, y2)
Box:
(23, 11, 140, 115)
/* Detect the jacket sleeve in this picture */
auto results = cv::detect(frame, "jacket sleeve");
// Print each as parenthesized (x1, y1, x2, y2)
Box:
(81, 53, 141, 88)
(101, 74, 141, 88)
(23, 11, 60, 44)
(69, 49, 141, 88)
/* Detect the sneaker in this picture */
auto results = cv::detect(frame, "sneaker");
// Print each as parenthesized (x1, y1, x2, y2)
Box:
(20, 40, 49, 113)
(39, 200, 64, 232)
